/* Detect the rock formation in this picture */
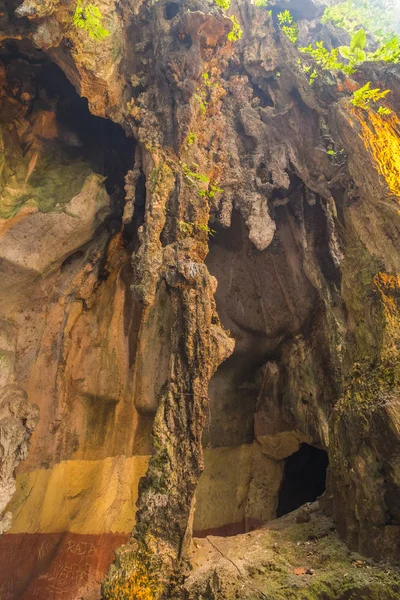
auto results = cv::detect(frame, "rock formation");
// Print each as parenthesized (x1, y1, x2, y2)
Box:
(0, 0, 399, 598)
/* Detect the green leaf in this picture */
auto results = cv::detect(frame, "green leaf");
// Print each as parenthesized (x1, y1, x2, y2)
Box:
(354, 48, 367, 63)
(350, 28, 367, 51)
(377, 106, 392, 115)
(277, 10, 293, 25)
(339, 46, 352, 60)
(216, 0, 231, 10)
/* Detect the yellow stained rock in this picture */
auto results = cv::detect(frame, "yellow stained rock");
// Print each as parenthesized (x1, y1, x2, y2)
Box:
(357, 110, 400, 203)
(7, 456, 149, 535)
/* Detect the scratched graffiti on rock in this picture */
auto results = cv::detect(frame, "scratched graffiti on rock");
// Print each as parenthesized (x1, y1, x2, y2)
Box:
(0, 533, 129, 599)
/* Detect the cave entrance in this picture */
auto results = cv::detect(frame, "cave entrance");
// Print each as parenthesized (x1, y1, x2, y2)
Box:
(0, 40, 136, 234)
(36, 59, 135, 213)
(277, 443, 329, 517)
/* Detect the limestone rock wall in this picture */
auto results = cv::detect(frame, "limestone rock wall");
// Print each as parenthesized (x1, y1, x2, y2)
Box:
(0, 0, 399, 598)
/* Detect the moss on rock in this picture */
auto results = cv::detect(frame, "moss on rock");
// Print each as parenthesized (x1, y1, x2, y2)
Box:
(184, 507, 400, 600)
(0, 148, 94, 219)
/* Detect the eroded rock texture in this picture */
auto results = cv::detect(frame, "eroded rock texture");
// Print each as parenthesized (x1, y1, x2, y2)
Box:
(0, 0, 399, 598)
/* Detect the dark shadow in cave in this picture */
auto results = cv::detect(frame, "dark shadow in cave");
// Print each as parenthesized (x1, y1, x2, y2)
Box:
(1, 40, 136, 232)
(36, 60, 135, 208)
(277, 443, 329, 517)
(164, 2, 180, 19)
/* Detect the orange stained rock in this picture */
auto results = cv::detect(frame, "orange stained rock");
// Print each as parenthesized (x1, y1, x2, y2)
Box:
(338, 77, 359, 93)
(356, 109, 400, 205)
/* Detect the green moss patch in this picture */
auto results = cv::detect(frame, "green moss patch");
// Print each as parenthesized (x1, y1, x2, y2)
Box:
(0, 148, 94, 219)
(186, 510, 400, 599)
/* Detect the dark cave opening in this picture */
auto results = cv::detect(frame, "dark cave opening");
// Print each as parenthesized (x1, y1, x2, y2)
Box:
(37, 60, 135, 212)
(251, 81, 274, 108)
(0, 41, 135, 233)
(277, 443, 329, 517)
(165, 2, 180, 20)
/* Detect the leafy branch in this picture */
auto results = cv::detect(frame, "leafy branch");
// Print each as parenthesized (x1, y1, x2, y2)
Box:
(73, 0, 110, 40)
(227, 15, 243, 42)
(277, 10, 299, 43)
(350, 82, 391, 113)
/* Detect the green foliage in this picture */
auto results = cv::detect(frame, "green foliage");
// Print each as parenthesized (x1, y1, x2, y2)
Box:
(321, 0, 397, 42)
(377, 106, 393, 116)
(196, 223, 216, 236)
(182, 163, 209, 184)
(321, 0, 400, 68)
(181, 163, 223, 202)
(186, 132, 197, 146)
(195, 93, 207, 114)
(202, 73, 211, 87)
(254, 0, 268, 6)
(216, 0, 231, 9)
(369, 37, 400, 63)
(277, 10, 293, 25)
(350, 81, 391, 111)
(277, 10, 299, 43)
(297, 59, 318, 84)
(300, 41, 356, 78)
(322, 1, 369, 33)
(177, 220, 194, 236)
(339, 28, 367, 66)
(199, 182, 223, 199)
(227, 15, 243, 42)
(73, 0, 110, 40)
(177, 220, 216, 238)
(208, 183, 224, 199)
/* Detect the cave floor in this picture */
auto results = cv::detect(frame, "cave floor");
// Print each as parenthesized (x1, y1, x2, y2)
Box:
(185, 503, 400, 599)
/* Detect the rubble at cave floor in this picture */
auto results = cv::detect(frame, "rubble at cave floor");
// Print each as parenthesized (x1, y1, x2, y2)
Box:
(185, 503, 400, 600)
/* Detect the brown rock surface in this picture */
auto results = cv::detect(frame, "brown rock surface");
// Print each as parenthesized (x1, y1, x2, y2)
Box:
(0, 0, 399, 598)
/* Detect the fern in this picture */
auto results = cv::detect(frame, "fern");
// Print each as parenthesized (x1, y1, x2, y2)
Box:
(377, 106, 392, 116)
(73, 0, 110, 40)
(351, 81, 391, 111)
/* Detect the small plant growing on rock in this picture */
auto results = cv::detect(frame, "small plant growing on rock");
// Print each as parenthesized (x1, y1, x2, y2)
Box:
(350, 81, 391, 112)
(216, 0, 231, 9)
(227, 15, 243, 42)
(195, 92, 207, 114)
(202, 72, 211, 87)
(297, 58, 318, 85)
(369, 37, 400, 63)
(73, 0, 110, 40)
(178, 220, 194, 236)
(377, 106, 392, 116)
(208, 183, 223, 199)
(196, 223, 216, 236)
(178, 220, 215, 238)
(277, 10, 299, 43)
(299, 42, 355, 76)
(339, 28, 367, 67)
(186, 132, 197, 146)
(198, 182, 223, 199)
(182, 163, 209, 184)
